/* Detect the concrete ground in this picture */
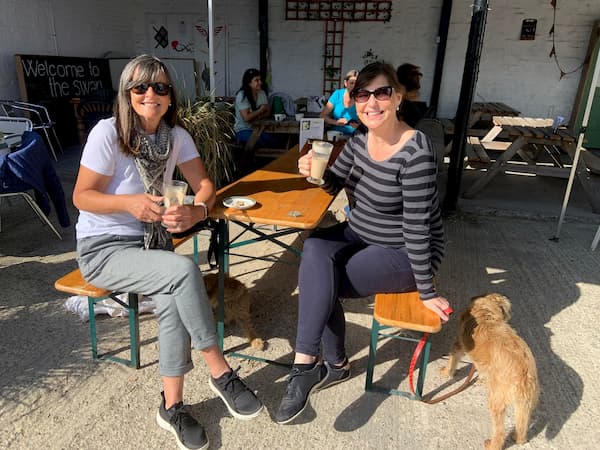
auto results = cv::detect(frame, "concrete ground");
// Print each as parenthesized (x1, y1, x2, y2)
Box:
(1, 145, 599, 449)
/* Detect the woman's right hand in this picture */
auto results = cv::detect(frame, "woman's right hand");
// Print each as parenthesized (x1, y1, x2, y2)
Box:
(336, 118, 349, 126)
(298, 151, 312, 177)
(127, 193, 164, 223)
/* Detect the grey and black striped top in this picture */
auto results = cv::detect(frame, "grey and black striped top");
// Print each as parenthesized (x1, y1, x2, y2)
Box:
(322, 129, 444, 299)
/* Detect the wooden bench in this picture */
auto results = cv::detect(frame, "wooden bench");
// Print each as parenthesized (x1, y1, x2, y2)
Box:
(365, 291, 443, 400)
(55, 235, 199, 368)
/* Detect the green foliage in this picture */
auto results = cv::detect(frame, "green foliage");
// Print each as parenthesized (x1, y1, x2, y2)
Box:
(362, 48, 380, 66)
(177, 99, 236, 189)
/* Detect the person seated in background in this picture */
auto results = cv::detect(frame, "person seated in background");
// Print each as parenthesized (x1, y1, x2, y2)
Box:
(234, 68, 277, 147)
(319, 69, 360, 136)
(396, 63, 429, 126)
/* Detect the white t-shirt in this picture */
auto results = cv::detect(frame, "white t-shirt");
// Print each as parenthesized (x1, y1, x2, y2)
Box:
(233, 90, 269, 133)
(75, 118, 199, 239)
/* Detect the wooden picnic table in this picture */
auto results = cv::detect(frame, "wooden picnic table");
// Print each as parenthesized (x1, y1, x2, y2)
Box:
(210, 142, 344, 364)
(461, 116, 600, 204)
(244, 117, 300, 153)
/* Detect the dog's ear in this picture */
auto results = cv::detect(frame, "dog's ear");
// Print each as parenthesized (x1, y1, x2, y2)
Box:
(495, 294, 511, 321)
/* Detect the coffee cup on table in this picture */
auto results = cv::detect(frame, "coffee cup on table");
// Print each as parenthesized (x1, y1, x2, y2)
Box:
(274, 113, 286, 122)
(295, 113, 304, 121)
(326, 130, 343, 142)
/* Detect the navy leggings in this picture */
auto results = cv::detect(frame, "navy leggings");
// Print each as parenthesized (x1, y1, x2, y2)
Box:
(296, 222, 417, 364)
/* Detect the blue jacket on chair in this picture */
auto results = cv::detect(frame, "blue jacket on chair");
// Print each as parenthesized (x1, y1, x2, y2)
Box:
(0, 131, 70, 227)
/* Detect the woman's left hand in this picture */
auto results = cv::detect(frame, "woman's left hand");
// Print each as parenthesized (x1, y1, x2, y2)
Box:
(422, 296, 453, 323)
(161, 205, 199, 232)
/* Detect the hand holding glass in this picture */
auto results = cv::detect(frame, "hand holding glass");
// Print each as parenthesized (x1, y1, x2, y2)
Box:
(162, 180, 188, 227)
(306, 141, 333, 185)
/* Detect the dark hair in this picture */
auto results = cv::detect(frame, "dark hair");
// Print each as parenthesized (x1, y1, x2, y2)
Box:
(115, 54, 179, 156)
(237, 68, 262, 111)
(396, 63, 422, 92)
(353, 61, 403, 95)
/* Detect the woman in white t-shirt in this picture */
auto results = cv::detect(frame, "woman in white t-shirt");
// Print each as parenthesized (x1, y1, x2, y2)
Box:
(73, 55, 263, 450)
(233, 68, 278, 148)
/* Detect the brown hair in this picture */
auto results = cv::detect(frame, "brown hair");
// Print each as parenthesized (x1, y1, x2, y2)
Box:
(114, 54, 179, 156)
(352, 61, 404, 95)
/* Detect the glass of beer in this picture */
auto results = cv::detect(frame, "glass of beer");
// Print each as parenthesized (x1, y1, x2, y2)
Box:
(162, 180, 188, 207)
(306, 141, 334, 185)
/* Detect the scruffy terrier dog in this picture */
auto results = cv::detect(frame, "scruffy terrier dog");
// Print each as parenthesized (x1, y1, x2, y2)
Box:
(203, 273, 265, 350)
(441, 293, 539, 450)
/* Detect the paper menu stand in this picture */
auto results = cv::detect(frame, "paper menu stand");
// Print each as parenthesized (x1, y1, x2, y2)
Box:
(299, 118, 325, 150)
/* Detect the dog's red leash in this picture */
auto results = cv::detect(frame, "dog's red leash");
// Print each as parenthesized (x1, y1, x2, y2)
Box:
(408, 307, 478, 404)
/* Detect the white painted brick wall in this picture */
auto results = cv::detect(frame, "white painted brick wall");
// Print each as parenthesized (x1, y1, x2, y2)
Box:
(0, 0, 597, 121)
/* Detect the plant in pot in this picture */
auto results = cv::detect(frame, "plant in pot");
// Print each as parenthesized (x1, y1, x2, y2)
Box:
(177, 97, 236, 189)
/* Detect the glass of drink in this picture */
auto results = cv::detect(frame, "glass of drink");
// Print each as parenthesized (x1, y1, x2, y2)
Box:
(306, 140, 334, 185)
(162, 180, 188, 208)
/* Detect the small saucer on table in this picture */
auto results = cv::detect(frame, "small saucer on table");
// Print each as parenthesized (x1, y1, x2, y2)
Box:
(222, 196, 256, 210)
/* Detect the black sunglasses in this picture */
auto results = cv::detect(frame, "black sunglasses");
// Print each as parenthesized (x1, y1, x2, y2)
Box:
(131, 82, 172, 96)
(353, 86, 393, 103)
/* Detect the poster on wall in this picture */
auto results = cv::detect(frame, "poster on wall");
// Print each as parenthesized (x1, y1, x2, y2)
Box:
(146, 13, 228, 97)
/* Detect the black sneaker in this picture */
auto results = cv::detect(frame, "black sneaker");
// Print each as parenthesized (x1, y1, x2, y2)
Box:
(275, 363, 326, 424)
(156, 391, 209, 450)
(209, 369, 264, 420)
(317, 360, 351, 391)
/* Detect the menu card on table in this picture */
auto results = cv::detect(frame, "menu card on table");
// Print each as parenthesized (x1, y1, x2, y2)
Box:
(299, 118, 325, 150)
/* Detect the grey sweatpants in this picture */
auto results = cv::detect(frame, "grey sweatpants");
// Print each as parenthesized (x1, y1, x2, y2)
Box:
(77, 234, 217, 377)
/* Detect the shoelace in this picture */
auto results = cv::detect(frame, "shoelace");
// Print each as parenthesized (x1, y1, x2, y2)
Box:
(283, 368, 305, 397)
(170, 403, 193, 431)
(218, 368, 245, 397)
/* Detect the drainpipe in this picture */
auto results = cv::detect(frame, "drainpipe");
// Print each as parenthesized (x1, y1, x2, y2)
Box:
(258, 0, 269, 92)
(429, 0, 452, 118)
(443, 0, 490, 212)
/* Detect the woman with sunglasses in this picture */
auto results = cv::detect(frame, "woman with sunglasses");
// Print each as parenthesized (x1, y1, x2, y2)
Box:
(73, 55, 263, 450)
(319, 69, 360, 136)
(275, 62, 449, 424)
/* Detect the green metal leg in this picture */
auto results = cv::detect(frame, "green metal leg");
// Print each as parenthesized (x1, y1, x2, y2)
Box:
(192, 234, 199, 265)
(217, 219, 228, 351)
(88, 296, 98, 360)
(415, 339, 432, 399)
(87, 293, 140, 368)
(365, 318, 380, 391)
(127, 293, 140, 369)
(364, 318, 433, 400)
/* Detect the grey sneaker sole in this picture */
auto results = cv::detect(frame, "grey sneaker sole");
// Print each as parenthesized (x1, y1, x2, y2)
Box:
(275, 375, 328, 425)
(156, 411, 209, 450)
(208, 377, 264, 420)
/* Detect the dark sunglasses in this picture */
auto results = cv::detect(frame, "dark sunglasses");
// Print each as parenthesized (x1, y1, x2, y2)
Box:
(131, 82, 172, 96)
(353, 86, 393, 103)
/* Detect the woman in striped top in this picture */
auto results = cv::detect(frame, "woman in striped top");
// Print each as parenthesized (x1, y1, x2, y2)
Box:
(275, 62, 450, 424)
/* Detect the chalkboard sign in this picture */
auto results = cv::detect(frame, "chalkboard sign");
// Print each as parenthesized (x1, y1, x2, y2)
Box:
(15, 54, 113, 145)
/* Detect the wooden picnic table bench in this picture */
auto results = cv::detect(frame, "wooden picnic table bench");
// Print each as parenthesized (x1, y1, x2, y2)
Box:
(54, 234, 199, 368)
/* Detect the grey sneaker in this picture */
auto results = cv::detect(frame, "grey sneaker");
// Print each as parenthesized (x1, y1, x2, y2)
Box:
(156, 391, 209, 450)
(317, 359, 351, 391)
(209, 369, 264, 420)
(275, 363, 326, 424)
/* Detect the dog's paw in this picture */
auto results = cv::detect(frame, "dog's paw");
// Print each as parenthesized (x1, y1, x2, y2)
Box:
(250, 337, 266, 351)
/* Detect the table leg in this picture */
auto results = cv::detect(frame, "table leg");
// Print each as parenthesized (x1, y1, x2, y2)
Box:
(463, 136, 526, 198)
(216, 219, 229, 351)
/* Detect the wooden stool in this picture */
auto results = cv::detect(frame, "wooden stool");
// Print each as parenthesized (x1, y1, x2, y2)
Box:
(54, 235, 199, 368)
(365, 291, 442, 399)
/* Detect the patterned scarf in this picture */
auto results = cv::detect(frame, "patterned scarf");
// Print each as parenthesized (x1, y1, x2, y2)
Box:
(133, 119, 174, 251)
